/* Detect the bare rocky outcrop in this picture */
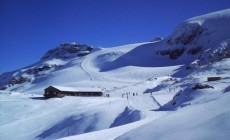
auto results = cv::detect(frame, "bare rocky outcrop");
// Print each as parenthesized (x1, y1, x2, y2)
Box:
(41, 43, 93, 60)
(187, 46, 203, 55)
(9, 76, 31, 85)
(151, 36, 163, 42)
(167, 23, 204, 46)
(192, 83, 214, 90)
(156, 48, 185, 59)
(27, 64, 58, 75)
(208, 42, 230, 62)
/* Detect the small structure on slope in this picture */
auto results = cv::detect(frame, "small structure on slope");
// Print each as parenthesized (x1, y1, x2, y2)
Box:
(207, 77, 221, 82)
(44, 86, 102, 98)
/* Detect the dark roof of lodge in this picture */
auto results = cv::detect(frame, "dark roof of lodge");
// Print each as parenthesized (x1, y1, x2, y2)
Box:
(46, 86, 102, 92)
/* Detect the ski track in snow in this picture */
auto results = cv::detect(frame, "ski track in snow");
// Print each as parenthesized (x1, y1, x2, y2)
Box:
(80, 50, 105, 81)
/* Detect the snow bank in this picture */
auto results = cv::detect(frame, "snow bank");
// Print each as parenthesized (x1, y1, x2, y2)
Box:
(116, 93, 230, 140)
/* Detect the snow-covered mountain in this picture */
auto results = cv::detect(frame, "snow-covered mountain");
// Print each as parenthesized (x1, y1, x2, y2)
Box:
(0, 9, 230, 140)
(1, 9, 230, 93)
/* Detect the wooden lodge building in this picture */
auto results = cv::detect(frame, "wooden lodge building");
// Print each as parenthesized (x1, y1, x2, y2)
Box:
(44, 86, 102, 98)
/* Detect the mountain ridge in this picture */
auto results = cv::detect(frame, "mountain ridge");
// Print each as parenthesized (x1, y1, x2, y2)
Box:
(1, 9, 230, 93)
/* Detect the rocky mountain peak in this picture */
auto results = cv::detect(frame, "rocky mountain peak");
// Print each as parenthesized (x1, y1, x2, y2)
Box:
(41, 42, 94, 60)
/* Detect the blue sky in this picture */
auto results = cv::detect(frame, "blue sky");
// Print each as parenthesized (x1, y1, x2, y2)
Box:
(0, 0, 230, 73)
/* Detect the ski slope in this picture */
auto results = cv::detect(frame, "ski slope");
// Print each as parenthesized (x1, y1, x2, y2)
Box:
(0, 8, 230, 140)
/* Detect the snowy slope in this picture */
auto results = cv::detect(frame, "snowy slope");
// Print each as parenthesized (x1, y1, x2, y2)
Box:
(117, 93, 230, 140)
(55, 57, 230, 140)
(1, 9, 230, 93)
(0, 9, 230, 140)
